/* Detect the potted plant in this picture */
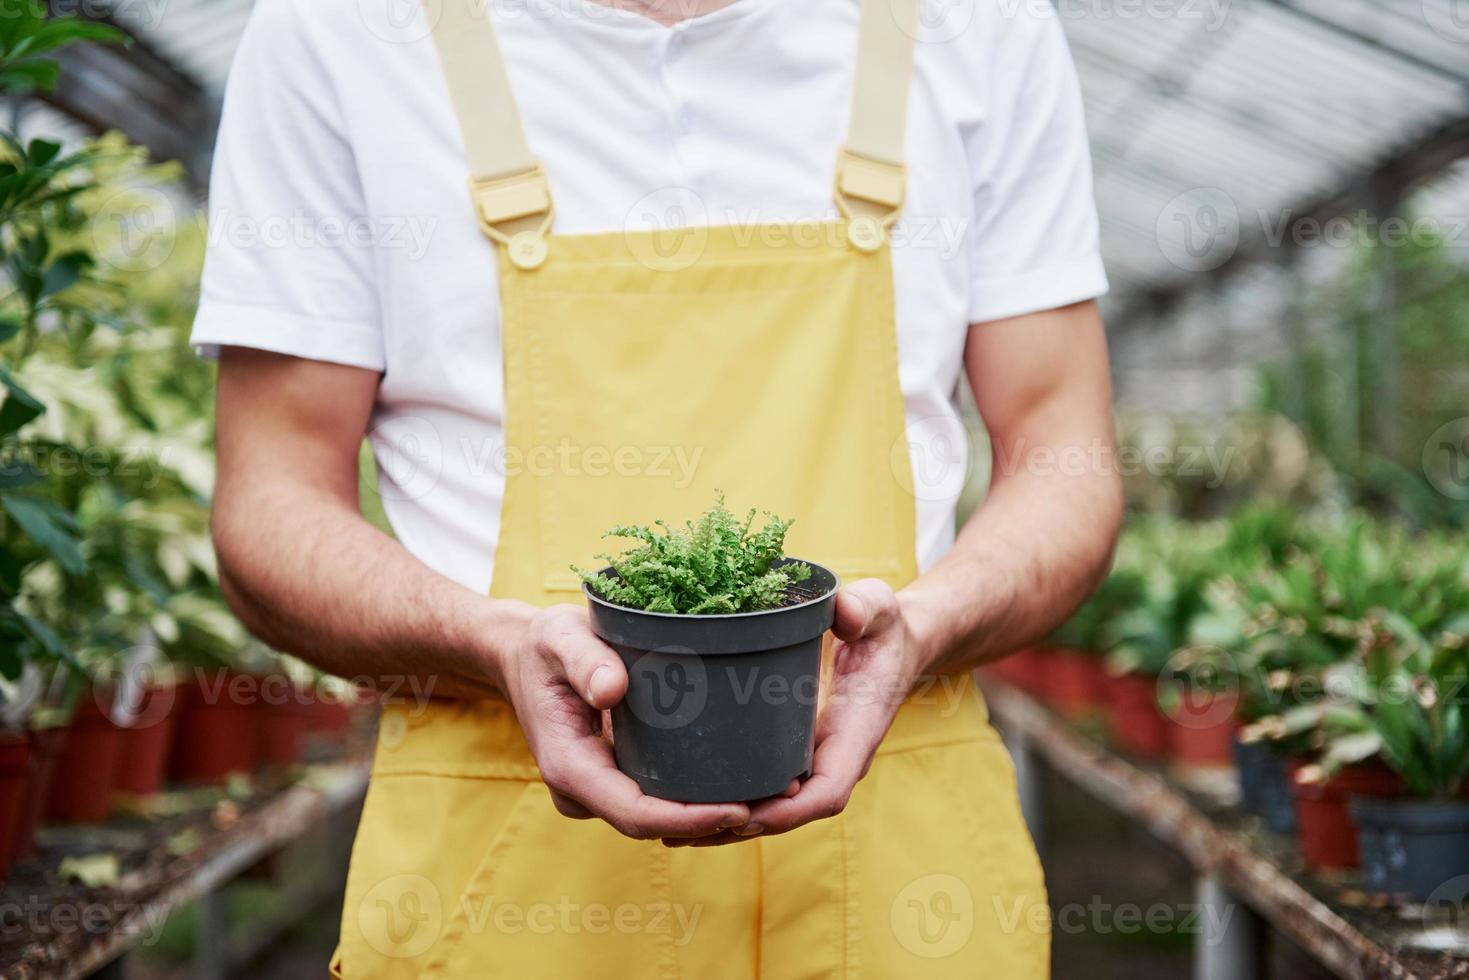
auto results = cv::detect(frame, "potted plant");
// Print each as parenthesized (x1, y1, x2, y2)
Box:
(1343, 628, 1469, 899)
(108, 645, 180, 800)
(578, 495, 837, 803)
(1107, 522, 1236, 767)
(1244, 520, 1468, 869)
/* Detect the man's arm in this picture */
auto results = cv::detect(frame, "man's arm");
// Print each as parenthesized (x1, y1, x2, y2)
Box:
(903, 298, 1124, 672)
(212, 347, 521, 700)
(713, 301, 1122, 843)
(213, 347, 751, 838)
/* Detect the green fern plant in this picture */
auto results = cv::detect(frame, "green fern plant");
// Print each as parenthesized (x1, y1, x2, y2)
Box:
(577, 494, 811, 615)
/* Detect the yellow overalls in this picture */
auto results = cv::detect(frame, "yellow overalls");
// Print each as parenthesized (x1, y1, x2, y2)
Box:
(331, 0, 1050, 975)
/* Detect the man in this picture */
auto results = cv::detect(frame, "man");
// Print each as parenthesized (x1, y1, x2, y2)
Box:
(197, 0, 1122, 975)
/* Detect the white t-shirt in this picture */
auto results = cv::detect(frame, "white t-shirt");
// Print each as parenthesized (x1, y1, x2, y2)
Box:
(192, 0, 1107, 592)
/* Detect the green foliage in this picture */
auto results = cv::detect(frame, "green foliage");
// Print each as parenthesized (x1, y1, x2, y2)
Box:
(0, 2, 122, 95)
(1102, 519, 1225, 677)
(578, 494, 812, 615)
(1367, 643, 1469, 799)
(1079, 505, 1469, 794)
(1256, 225, 1469, 530)
(0, 13, 254, 716)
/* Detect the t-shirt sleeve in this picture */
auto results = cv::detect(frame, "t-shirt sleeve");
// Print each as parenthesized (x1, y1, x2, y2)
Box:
(965, 7, 1108, 324)
(190, 0, 385, 370)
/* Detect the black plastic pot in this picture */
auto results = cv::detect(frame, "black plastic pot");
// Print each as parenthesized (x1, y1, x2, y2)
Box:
(1350, 796, 1469, 900)
(585, 559, 838, 803)
(1234, 738, 1268, 813)
(1234, 738, 1296, 834)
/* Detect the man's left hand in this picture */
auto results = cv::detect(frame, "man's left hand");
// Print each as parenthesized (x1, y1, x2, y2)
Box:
(663, 578, 923, 847)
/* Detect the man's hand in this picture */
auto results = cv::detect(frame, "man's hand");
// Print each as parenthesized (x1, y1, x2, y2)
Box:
(503, 604, 753, 840)
(665, 578, 917, 846)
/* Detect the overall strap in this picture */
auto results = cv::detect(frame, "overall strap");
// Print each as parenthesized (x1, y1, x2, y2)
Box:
(423, 0, 554, 269)
(423, 0, 919, 264)
(836, 0, 920, 252)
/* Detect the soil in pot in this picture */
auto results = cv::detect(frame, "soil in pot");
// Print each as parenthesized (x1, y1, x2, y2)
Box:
(11, 726, 65, 862)
(585, 560, 837, 803)
(1289, 760, 1403, 871)
(0, 732, 30, 882)
(1351, 797, 1469, 901)
(1108, 673, 1168, 760)
(1042, 648, 1109, 719)
(46, 693, 124, 824)
(112, 683, 180, 799)
(168, 670, 259, 784)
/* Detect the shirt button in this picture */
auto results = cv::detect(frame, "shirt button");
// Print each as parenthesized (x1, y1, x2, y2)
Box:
(674, 107, 694, 135)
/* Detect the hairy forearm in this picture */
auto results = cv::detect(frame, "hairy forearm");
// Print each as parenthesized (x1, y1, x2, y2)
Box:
(900, 446, 1123, 675)
(213, 484, 531, 700)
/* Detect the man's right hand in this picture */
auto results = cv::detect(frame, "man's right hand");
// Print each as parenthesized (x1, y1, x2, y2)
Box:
(499, 603, 752, 840)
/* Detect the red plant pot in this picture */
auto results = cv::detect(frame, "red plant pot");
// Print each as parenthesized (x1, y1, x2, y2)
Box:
(12, 726, 66, 862)
(1108, 673, 1168, 759)
(1165, 690, 1239, 769)
(169, 671, 259, 785)
(46, 694, 124, 824)
(256, 683, 314, 768)
(1043, 648, 1109, 718)
(0, 732, 31, 882)
(989, 648, 1050, 697)
(1289, 761, 1404, 872)
(112, 684, 181, 798)
(304, 683, 375, 741)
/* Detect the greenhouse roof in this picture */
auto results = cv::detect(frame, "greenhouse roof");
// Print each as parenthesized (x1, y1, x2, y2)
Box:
(58, 0, 1469, 315)
(1068, 0, 1469, 310)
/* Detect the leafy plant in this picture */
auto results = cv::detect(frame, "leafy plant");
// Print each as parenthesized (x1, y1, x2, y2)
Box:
(1227, 518, 1469, 775)
(0, 2, 121, 95)
(1104, 519, 1225, 678)
(1308, 633, 1469, 798)
(0, 11, 127, 687)
(577, 494, 812, 615)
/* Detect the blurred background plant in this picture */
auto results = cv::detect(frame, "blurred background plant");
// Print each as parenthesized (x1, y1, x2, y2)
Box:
(0, 4, 242, 726)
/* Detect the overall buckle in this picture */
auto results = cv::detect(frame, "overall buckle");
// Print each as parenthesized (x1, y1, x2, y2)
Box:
(833, 148, 906, 253)
(469, 165, 554, 269)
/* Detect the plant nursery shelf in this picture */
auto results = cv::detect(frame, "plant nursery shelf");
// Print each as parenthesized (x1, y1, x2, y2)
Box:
(982, 679, 1469, 980)
(0, 762, 370, 980)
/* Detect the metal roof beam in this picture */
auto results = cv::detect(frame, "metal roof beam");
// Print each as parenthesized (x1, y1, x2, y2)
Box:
(1254, 0, 1469, 87)
(1109, 115, 1469, 334)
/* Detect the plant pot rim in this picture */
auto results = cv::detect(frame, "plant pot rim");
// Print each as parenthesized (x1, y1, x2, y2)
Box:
(1351, 796, 1469, 814)
(583, 557, 840, 621)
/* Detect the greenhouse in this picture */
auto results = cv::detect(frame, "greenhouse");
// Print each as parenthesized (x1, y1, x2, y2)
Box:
(0, 0, 1467, 978)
